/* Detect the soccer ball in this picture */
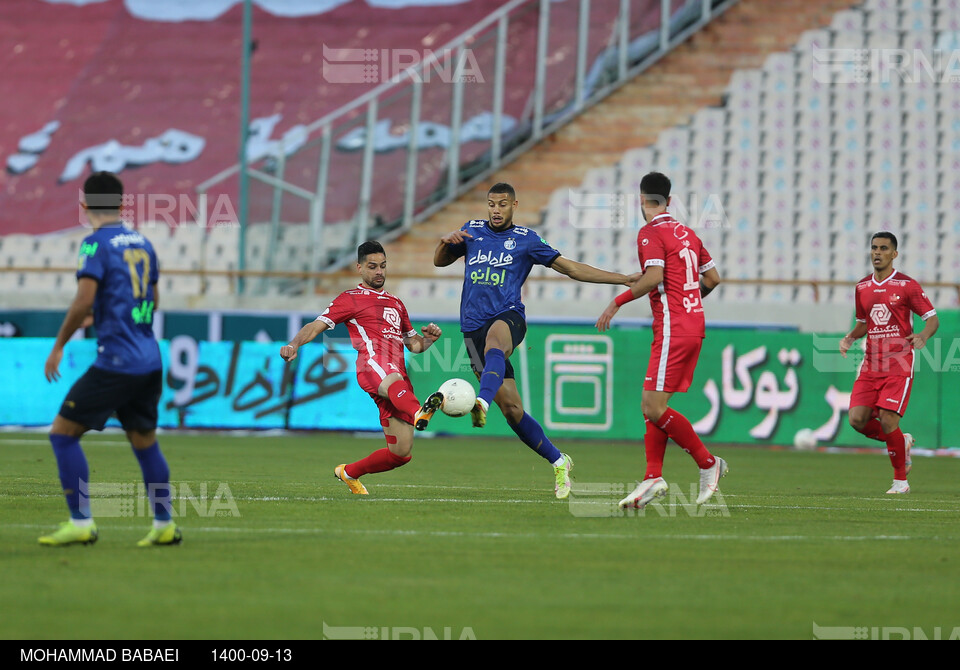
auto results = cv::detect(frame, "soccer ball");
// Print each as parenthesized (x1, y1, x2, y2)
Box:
(793, 428, 818, 451)
(438, 378, 477, 417)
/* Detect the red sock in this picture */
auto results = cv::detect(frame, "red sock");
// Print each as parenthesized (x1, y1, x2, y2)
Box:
(387, 378, 422, 419)
(344, 448, 411, 479)
(643, 416, 668, 480)
(860, 418, 887, 443)
(656, 408, 715, 469)
(885, 428, 907, 480)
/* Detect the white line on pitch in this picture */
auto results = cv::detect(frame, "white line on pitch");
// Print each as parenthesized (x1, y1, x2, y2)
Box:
(6, 522, 953, 542)
(6, 490, 960, 514)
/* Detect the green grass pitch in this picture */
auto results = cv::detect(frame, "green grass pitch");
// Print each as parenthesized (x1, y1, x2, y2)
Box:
(3, 431, 959, 640)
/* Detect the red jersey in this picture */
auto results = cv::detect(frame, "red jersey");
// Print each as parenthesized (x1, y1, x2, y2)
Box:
(854, 269, 936, 377)
(316, 284, 417, 378)
(637, 213, 715, 340)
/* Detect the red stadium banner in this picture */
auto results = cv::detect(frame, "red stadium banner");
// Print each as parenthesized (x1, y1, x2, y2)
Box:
(1, 0, 523, 235)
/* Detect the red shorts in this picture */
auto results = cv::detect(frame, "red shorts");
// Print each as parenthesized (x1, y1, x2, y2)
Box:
(356, 366, 415, 428)
(644, 336, 702, 393)
(850, 374, 913, 417)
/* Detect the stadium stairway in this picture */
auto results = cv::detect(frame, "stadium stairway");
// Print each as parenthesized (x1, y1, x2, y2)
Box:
(385, 0, 859, 293)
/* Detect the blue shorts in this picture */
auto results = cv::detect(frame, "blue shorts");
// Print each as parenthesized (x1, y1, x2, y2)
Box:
(462, 310, 527, 380)
(58, 366, 162, 432)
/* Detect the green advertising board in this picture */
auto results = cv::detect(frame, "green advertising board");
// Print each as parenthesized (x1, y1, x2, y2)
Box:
(2, 309, 955, 447)
(406, 317, 960, 449)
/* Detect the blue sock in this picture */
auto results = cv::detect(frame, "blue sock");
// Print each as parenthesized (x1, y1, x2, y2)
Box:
(49, 434, 90, 520)
(478, 348, 506, 406)
(509, 412, 563, 463)
(132, 442, 172, 521)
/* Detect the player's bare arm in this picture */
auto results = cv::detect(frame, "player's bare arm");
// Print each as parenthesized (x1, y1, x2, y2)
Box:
(594, 265, 664, 333)
(45, 277, 98, 382)
(907, 314, 939, 349)
(404, 323, 443, 353)
(550, 256, 631, 285)
(840, 322, 869, 357)
(700, 267, 721, 298)
(434, 231, 472, 267)
(625, 264, 664, 299)
(280, 319, 330, 362)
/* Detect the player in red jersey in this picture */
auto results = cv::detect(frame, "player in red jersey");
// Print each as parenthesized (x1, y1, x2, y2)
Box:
(839, 231, 938, 494)
(595, 172, 726, 510)
(280, 241, 442, 494)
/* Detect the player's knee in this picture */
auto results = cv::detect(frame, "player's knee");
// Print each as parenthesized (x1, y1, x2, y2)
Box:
(498, 400, 524, 424)
(386, 432, 412, 458)
(390, 441, 412, 459)
(848, 414, 867, 432)
(50, 416, 85, 439)
(641, 400, 665, 423)
(128, 432, 156, 450)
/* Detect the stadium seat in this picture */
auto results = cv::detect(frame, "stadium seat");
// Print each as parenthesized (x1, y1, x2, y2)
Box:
(524, 0, 957, 307)
(581, 166, 618, 194)
(831, 30, 866, 49)
(1, 234, 38, 267)
(903, 9, 934, 33)
(0, 270, 22, 292)
(655, 128, 691, 175)
(831, 9, 865, 34)
(543, 188, 578, 230)
(864, 9, 901, 33)
(619, 147, 655, 186)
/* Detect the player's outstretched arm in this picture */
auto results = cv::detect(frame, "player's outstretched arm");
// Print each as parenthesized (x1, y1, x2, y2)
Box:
(45, 278, 98, 382)
(280, 320, 329, 362)
(434, 231, 472, 267)
(405, 323, 442, 354)
(550, 256, 630, 285)
(596, 266, 664, 332)
(700, 267, 721, 298)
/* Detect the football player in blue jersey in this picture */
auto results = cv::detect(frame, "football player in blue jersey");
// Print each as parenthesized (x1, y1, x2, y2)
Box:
(39, 172, 180, 547)
(419, 182, 637, 498)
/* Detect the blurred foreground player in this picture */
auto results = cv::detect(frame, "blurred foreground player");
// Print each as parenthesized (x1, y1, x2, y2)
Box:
(839, 232, 938, 494)
(40, 172, 179, 547)
(595, 172, 726, 510)
(280, 241, 441, 494)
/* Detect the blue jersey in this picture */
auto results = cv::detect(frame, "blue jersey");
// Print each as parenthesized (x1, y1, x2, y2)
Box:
(76, 223, 162, 374)
(448, 220, 561, 332)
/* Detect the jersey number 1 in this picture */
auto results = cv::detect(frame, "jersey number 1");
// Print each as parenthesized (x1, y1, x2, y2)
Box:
(679, 247, 699, 292)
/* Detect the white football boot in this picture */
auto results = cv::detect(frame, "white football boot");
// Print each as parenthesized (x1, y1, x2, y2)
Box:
(618, 477, 668, 510)
(886, 479, 910, 494)
(696, 457, 728, 505)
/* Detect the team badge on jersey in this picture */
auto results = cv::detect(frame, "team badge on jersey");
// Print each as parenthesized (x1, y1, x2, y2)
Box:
(504, 238, 516, 250)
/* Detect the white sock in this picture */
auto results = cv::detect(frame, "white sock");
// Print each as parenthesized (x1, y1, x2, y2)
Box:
(72, 518, 94, 528)
(153, 519, 171, 530)
(551, 455, 566, 468)
(477, 398, 489, 412)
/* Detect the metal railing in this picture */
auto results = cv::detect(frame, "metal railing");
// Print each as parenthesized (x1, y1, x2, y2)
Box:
(195, 0, 738, 294)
